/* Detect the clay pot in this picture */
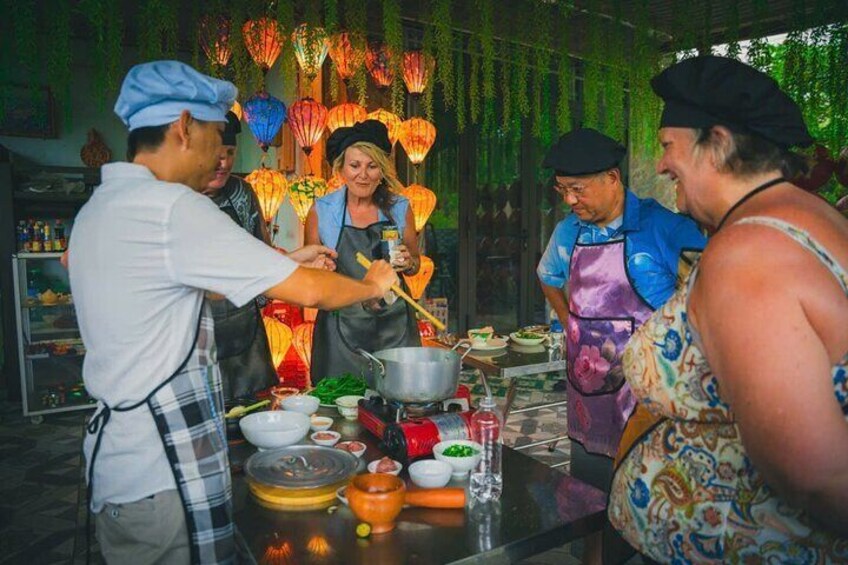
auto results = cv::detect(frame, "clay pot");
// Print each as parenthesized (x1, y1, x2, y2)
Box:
(80, 128, 112, 169)
(346, 473, 406, 534)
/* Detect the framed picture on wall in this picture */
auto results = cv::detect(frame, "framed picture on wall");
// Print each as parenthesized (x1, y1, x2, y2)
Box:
(0, 84, 57, 138)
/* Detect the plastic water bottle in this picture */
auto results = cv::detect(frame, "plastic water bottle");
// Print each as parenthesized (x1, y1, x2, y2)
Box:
(470, 396, 503, 503)
(549, 310, 564, 360)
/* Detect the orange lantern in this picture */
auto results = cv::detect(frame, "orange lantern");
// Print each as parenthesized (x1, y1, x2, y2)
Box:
(399, 118, 437, 165)
(293, 321, 315, 375)
(291, 23, 329, 82)
(327, 102, 367, 133)
(288, 97, 328, 156)
(403, 255, 434, 300)
(367, 109, 402, 146)
(365, 42, 395, 88)
(263, 316, 293, 370)
(246, 165, 288, 225)
(230, 100, 243, 121)
(402, 51, 435, 95)
(289, 175, 330, 224)
(329, 32, 365, 83)
(403, 183, 437, 232)
(198, 14, 232, 67)
(242, 17, 284, 73)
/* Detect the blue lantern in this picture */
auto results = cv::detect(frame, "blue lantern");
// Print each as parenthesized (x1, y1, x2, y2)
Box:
(244, 91, 287, 152)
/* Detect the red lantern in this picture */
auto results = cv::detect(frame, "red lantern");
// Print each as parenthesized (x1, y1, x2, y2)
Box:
(399, 118, 437, 165)
(243, 17, 284, 73)
(365, 43, 395, 88)
(402, 51, 435, 95)
(328, 32, 365, 83)
(288, 97, 328, 156)
(327, 102, 367, 133)
(198, 15, 232, 67)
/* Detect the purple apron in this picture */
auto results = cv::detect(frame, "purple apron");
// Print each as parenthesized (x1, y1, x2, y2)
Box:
(565, 233, 653, 458)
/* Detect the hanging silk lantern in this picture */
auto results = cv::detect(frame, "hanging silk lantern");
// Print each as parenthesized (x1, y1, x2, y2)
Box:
(242, 17, 284, 73)
(399, 118, 437, 165)
(198, 14, 232, 67)
(288, 97, 328, 156)
(293, 321, 315, 374)
(367, 109, 402, 146)
(403, 183, 437, 232)
(365, 42, 395, 88)
(230, 100, 243, 121)
(328, 32, 365, 83)
(291, 24, 329, 82)
(246, 165, 288, 226)
(326, 174, 344, 193)
(327, 102, 367, 133)
(289, 175, 330, 224)
(263, 316, 293, 370)
(244, 91, 287, 152)
(403, 255, 434, 300)
(401, 51, 435, 95)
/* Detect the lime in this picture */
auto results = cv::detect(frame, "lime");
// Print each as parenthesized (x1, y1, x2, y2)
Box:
(356, 523, 372, 538)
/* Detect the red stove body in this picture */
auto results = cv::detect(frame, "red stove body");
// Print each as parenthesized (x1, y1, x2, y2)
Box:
(358, 385, 474, 464)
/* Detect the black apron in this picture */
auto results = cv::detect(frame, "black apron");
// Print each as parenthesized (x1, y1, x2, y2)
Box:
(311, 191, 420, 383)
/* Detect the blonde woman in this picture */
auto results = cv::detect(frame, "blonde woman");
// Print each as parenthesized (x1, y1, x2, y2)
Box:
(305, 120, 421, 383)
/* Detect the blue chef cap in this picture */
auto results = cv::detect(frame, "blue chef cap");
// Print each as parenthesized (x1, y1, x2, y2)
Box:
(114, 60, 238, 131)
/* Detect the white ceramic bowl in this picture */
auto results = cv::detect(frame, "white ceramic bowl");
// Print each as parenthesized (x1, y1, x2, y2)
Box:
(310, 416, 334, 432)
(310, 430, 341, 447)
(408, 459, 453, 488)
(433, 440, 484, 477)
(367, 458, 403, 476)
(239, 410, 311, 450)
(509, 331, 547, 346)
(335, 440, 367, 458)
(281, 394, 320, 415)
(335, 395, 364, 420)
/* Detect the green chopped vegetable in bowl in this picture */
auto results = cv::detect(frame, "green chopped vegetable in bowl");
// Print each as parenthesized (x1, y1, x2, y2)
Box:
(308, 374, 367, 405)
(442, 444, 480, 457)
(515, 330, 543, 340)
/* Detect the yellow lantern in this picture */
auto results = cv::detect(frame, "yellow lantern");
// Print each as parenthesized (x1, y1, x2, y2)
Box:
(262, 316, 293, 370)
(289, 175, 330, 224)
(403, 255, 434, 300)
(230, 100, 243, 121)
(398, 118, 436, 165)
(246, 165, 288, 225)
(293, 321, 315, 374)
(366, 109, 402, 146)
(402, 183, 437, 232)
(327, 102, 367, 133)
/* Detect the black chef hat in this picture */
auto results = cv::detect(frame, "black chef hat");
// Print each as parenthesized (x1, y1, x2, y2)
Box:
(221, 111, 241, 146)
(326, 119, 392, 165)
(651, 55, 813, 149)
(542, 128, 626, 176)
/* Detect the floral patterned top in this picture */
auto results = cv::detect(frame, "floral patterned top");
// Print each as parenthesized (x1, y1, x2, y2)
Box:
(609, 216, 848, 563)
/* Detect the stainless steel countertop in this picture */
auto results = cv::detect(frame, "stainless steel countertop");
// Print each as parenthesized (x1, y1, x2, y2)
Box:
(424, 337, 567, 378)
(230, 407, 605, 564)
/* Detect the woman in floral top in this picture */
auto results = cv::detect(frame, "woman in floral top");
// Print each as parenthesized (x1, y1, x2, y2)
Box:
(609, 56, 848, 563)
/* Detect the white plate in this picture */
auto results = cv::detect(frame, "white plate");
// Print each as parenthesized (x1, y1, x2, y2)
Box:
(470, 337, 508, 351)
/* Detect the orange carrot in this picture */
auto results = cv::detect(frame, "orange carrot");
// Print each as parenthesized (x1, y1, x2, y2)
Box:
(404, 488, 466, 509)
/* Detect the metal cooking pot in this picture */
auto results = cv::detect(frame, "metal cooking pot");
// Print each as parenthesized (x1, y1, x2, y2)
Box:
(358, 343, 472, 404)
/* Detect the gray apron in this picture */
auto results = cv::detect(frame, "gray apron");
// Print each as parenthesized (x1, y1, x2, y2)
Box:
(311, 190, 420, 383)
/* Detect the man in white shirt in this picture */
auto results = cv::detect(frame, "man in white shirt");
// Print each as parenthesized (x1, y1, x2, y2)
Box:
(69, 61, 397, 564)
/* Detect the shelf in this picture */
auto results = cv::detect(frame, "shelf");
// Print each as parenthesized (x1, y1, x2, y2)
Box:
(15, 252, 64, 259)
(13, 191, 90, 203)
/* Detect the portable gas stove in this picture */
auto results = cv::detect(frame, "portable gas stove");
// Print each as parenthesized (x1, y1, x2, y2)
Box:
(358, 385, 474, 464)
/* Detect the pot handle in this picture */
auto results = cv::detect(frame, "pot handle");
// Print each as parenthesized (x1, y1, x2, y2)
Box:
(357, 349, 385, 377)
(450, 340, 474, 361)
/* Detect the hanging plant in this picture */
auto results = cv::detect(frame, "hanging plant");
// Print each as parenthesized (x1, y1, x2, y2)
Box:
(45, 0, 72, 122)
(478, 0, 495, 132)
(556, 39, 573, 135)
(724, 0, 741, 59)
(514, 46, 530, 119)
(230, 4, 260, 100)
(12, 0, 37, 98)
(325, 0, 340, 101)
(274, 0, 297, 101)
(499, 44, 512, 134)
(345, 0, 369, 106)
(80, 0, 123, 107)
(469, 37, 481, 125)
(381, 0, 405, 116)
(433, 0, 454, 108)
(421, 23, 437, 121)
(138, 0, 178, 61)
(455, 37, 466, 132)
(747, 0, 773, 71)
(582, 14, 603, 130)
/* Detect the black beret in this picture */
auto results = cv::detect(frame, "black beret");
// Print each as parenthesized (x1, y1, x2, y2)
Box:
(542, 128, 626, 176)
(326, 119, 391, 165)
(222, 111, 241, 146)
(651, 55, 813, 149)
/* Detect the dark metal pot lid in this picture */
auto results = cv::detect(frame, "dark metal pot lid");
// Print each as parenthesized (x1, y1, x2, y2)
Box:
(245, 445, 358, 489)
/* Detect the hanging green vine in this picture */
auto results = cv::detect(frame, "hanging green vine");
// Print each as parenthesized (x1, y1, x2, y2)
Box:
(422, 22, 436, 121)
(455, 37, 466, 132)
(499, 44, 512, 134)
(433, 0, 454, 108)
(45, 0, 72, 123)
(478, 0, 495, 133)
(345, 0, 368, 106)
(747, 0, 773, 71)
(382, 0, 405, 116)
(724, 0, 741, 59)
(14, 0, 38, 97)
(79, 0, 123, 107)
(582, 14, 603, 130)
(324, 0, 340, 102)
(514, 46, 530, 119)
(469, 37, 481, 125)
(556, 52, 573, 135)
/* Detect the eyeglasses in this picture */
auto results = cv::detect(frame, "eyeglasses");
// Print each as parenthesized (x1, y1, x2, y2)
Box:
(552, 177, 596, 198)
